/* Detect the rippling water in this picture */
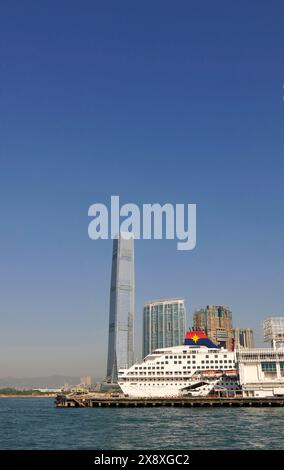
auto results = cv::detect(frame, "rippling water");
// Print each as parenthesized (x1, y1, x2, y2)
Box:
(0, 398, 284, 449)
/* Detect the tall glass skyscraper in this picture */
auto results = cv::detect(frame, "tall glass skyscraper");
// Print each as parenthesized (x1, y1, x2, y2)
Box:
(106, 233, 135, 383)
(143, 299, 186, 357)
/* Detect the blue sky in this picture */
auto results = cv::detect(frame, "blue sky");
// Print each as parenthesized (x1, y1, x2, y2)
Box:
(0, 0, 284, 377)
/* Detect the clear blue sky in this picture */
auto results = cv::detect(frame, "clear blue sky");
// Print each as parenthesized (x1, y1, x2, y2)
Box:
(1, 0, 284, 378)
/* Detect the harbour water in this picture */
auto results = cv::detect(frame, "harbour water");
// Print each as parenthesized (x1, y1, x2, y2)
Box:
(0, 398, 284, 450)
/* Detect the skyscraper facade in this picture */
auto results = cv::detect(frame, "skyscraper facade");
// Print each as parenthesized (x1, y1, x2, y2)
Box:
(143, 299, 186, 357)
(106, 233, 135, 383)
(234, 328, 255, 349)
(193, 305, 234, 350)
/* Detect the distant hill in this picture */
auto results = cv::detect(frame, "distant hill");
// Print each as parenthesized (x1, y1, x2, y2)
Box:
(0, 375, 101, 389)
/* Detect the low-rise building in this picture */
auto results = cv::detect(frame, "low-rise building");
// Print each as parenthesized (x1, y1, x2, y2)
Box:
(237, 347, 284, 397)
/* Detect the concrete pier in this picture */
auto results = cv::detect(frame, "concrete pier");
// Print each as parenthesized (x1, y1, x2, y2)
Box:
(55, 394, 284, 408)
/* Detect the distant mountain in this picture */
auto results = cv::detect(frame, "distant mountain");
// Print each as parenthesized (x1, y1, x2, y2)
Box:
(0, 375, 101, 389)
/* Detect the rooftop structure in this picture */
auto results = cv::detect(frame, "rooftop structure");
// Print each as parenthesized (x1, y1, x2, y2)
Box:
(263, 317, 284, 348)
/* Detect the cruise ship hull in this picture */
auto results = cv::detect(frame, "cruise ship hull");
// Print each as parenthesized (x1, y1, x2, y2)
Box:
(118, 379, 224, 398)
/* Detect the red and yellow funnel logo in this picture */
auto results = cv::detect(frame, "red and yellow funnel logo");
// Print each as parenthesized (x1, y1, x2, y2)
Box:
(185, 331, 208, 343)
(184, 330, 220, 349)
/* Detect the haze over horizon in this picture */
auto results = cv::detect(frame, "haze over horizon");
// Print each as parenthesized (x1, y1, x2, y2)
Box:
(1, 1, 284, 378)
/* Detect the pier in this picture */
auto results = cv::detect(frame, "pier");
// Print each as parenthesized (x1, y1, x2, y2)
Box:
(55, 394, 284, 408)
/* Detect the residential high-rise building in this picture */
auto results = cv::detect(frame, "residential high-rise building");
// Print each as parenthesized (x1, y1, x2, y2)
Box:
(193, 305, 234, 350)
(106, 233, 135, 383)
(234, 328, 255, 349)
(143, 299, 186, 357)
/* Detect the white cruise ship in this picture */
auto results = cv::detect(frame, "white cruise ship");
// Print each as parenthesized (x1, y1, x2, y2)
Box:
(118, 330, 241, 398)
